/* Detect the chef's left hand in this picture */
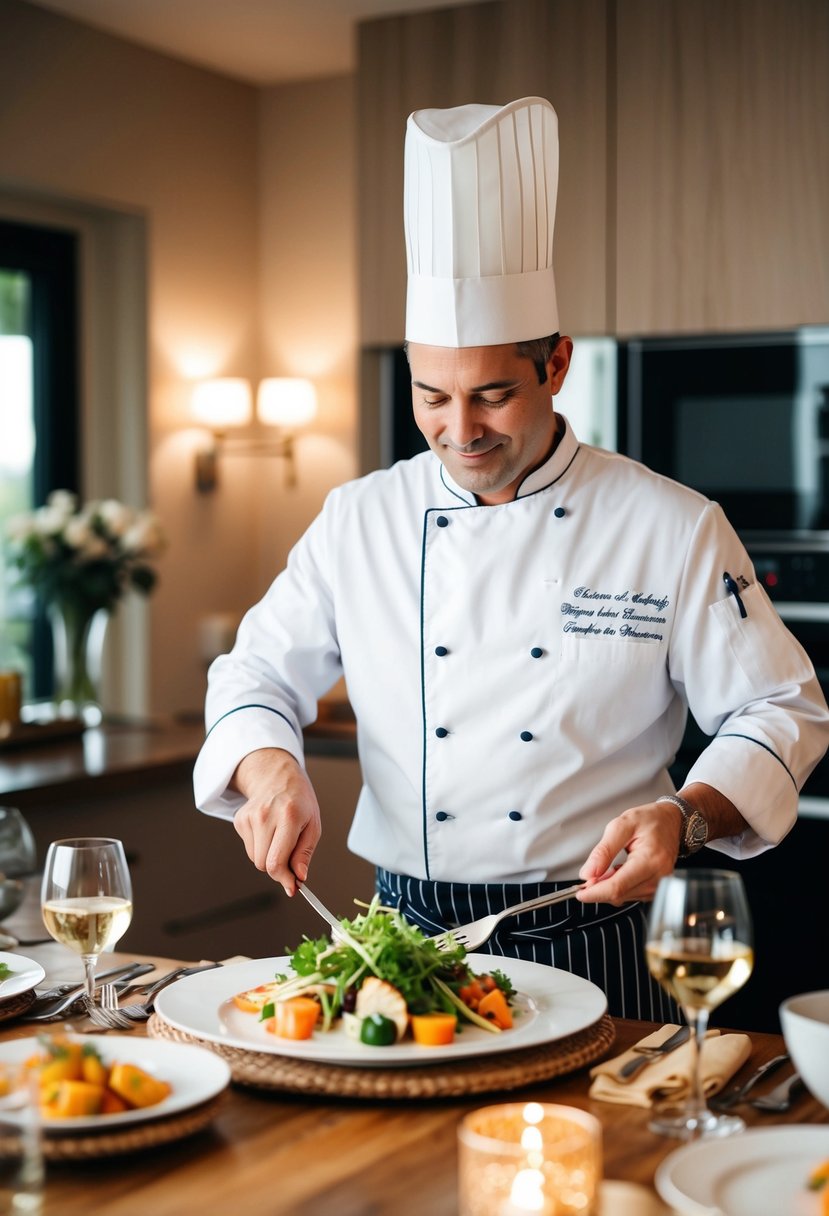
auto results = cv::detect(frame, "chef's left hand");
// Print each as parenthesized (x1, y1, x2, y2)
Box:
(575, 801, 682, 906)
(575, 782, 747, 905)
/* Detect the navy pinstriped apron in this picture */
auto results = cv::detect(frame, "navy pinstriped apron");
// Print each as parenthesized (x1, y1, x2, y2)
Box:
(376, 868, 680, 1022)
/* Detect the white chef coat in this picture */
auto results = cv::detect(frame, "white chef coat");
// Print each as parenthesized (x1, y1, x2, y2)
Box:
(194, 417, 829, 882)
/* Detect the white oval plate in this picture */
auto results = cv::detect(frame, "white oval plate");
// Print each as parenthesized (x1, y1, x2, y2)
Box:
(0, 1036, 230, 1132)
(655, 1125, 829, 1216)
(0, 951, 46, 1000)
(155, 954, 607, 1067)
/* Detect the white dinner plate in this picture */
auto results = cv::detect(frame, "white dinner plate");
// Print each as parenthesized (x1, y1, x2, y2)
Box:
(0, 1035, 231, 1132)
(155, 954, 608, 1067)
(655, 1125, 829, 1216)
(0, 951, 46, 1001)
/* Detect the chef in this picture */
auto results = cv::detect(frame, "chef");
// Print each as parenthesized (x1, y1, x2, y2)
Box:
(194, 97, 829, 1019)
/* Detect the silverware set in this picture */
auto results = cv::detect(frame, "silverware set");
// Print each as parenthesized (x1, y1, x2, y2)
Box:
(23, 962, 156, 1021)
(709, 1054, 804, 1114)
(618, 1024, 691, 1078)
(81, 963, 221, 1030)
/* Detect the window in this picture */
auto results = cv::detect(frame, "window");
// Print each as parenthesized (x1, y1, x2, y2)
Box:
(0, 220, 80, 698)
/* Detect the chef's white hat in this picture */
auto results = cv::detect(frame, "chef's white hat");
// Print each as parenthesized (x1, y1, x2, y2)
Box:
(404, 96, 559, 348)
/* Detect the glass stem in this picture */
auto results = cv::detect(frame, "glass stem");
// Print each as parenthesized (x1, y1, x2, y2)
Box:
(687, 1004, 710, 1118)
(81, 954, 97, 1001)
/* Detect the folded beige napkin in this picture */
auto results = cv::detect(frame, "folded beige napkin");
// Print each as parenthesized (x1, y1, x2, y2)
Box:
(589, 1023, 752, 1108)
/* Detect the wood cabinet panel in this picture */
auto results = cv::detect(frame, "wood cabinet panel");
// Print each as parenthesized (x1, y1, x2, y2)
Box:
(615, 0, 829, 334)
(357, 0, 609, 347)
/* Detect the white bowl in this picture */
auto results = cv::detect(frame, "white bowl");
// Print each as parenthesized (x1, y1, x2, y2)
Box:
(780, 990, 829, 1109)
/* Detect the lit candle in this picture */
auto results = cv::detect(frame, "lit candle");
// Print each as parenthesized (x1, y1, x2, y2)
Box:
(457, 1102, 601, 1216)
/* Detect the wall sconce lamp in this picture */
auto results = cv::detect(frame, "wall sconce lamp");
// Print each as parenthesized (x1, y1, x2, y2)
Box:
(193, 376, 317, 492)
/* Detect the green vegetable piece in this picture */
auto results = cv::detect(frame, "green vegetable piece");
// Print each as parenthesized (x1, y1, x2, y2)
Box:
(359, 1013, 396, 1047)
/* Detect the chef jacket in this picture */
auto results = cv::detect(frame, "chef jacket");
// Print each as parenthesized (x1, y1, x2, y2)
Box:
(194, 416, 829, 883)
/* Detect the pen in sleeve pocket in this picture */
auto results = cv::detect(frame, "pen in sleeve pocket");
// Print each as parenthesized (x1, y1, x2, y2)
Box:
(723, 571, 748, 619)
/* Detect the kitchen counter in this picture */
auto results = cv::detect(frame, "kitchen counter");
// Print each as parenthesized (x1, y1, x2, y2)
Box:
(0, 707, 368, 962)
(0, 703, 358, 805)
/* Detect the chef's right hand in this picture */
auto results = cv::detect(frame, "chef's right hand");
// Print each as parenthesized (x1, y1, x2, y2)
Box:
(230, 748, 321, 897)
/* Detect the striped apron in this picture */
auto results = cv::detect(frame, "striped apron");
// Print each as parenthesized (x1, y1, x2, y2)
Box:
(376, 868, 679, 1022)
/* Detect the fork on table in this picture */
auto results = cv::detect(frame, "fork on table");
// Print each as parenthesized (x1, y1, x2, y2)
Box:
(83, 984, 134, 1031)
(429, 882, 586, 952)
(82, 964, 221, 1028)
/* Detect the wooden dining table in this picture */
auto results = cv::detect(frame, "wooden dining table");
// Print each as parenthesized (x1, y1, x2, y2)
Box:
(2, 941, 828, 1216)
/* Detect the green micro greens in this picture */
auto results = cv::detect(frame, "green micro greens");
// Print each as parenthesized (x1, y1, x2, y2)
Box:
(259, 896, 503, 1033)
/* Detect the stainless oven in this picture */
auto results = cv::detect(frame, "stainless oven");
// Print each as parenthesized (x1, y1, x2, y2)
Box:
(619, 329, 829, 1030)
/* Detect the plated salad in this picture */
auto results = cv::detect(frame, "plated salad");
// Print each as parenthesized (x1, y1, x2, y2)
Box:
(232, 897, 516, 1048)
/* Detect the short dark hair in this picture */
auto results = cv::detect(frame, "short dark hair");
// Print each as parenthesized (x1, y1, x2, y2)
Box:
(516, 333, 561, 384)
(402, 331, 561, 385)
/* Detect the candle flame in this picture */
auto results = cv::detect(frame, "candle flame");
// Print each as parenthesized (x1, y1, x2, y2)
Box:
(522, 1102, 544, 1125)
(509, 1167, 545, 1212)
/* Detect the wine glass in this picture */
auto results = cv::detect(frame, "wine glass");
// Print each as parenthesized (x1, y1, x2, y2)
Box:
(645, 868, 754, 1139)
(0, 807, 38, 950)
(40, 838, 132, 1002)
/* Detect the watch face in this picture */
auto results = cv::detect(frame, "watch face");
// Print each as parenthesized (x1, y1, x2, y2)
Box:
(685, 812, 708, 852)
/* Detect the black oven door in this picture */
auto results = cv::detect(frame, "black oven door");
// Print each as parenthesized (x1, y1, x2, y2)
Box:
(671, 607, 829, 1033)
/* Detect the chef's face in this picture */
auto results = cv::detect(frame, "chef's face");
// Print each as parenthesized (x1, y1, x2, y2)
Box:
(409, 338, 572, 504)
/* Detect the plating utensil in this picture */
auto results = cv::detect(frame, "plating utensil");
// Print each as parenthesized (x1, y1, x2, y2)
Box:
(298, 884, 345, 938)
(618, 1024, 692, 1079)
(430, 883, 586, 952)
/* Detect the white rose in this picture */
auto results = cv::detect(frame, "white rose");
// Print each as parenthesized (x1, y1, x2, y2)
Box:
(35, 506, 71, 536)
(46, 489, 77, 516)
(97, 499, 133, 537)
(63, 517, 94, 549)
(122, 513, 165, 557)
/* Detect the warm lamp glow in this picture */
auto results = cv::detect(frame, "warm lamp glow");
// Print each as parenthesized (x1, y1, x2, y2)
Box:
(192, 376, 317, 493)
(257, 378, 317, 428)
(191, 378, 253, 429)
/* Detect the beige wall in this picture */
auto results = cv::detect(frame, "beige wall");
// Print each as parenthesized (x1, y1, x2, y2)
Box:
(0, 0, 359, 716)
(257, 76, 358, 593)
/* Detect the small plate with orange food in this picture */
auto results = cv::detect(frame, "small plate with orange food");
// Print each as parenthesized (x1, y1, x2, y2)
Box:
(0, 1035, 231, 1132)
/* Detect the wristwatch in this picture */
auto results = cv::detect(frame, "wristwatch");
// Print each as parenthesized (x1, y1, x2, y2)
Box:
(657, 794, 709, 857)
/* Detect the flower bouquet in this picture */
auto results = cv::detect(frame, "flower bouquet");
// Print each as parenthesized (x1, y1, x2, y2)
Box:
(4, 490, 165, 719)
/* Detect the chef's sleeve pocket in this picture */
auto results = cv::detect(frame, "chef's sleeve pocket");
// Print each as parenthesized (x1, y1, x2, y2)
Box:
(709, 582, 813, 695)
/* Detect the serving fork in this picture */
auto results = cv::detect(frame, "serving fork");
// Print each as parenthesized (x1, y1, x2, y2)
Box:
(430, 882, 586, 952)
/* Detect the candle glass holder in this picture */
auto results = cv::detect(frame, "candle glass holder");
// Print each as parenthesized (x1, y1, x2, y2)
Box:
(458, 1102, 602, 1216)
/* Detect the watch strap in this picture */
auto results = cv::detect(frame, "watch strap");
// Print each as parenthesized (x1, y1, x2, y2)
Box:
(656, 794, 709, 856)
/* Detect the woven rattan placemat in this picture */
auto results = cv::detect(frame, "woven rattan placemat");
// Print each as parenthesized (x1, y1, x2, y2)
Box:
(147, 1012, 615, 1099)
(0, 1096, 224, 1161)
(0, 988, 35, 1022)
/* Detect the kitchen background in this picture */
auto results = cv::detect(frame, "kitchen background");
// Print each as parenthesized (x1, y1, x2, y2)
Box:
(0, 0, 827, 1029)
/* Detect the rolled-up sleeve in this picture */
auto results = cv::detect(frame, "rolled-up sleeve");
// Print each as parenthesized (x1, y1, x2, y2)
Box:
(669, 503, 829, 856)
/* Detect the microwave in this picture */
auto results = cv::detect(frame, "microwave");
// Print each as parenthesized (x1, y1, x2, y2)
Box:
(619, 327, 829, 541)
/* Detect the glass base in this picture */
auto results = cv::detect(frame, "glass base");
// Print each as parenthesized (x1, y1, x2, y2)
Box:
(648, 1100, 745, 1140)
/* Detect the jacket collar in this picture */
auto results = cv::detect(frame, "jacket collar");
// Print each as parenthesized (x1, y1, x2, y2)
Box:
(438, 413, 580, 506)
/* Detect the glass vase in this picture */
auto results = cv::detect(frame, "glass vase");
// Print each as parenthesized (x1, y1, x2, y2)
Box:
(49, 600, 110, 725)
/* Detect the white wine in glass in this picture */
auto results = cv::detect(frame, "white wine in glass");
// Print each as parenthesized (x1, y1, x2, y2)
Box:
(646, 868, 753, 1139)
(40, 838, 133, 1002)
